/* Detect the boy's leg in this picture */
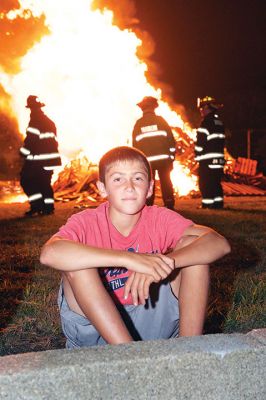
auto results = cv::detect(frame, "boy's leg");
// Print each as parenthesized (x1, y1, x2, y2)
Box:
(59, 279, 179, 346)
(170, 235, 210, 336)
(58, 283, 106, 348)
(61, 269, 133, 347)
(123, 281, 179, 341)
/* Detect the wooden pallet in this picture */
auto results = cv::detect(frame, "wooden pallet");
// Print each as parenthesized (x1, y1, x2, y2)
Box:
(222, 182, 265, 196)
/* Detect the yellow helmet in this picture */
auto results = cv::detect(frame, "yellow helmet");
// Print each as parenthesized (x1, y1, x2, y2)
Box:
(197, 96, 223, 109)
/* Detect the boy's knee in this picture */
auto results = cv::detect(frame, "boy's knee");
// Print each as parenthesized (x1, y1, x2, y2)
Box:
(64, 268, 99, 283)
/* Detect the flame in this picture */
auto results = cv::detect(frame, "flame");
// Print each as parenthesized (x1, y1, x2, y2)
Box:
(0, 180, 27, 203)
(1, 194, 27, 203)
(0, 0, 197, 197)
(171, 161, 198, 197)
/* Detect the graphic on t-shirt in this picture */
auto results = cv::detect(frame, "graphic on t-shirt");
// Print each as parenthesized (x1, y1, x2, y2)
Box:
(101, 246, 137, 294)
(101, 267, 128, 292)
(101, 245, 158, 298)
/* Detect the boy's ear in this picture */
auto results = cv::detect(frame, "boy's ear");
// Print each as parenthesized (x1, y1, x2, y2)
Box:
(96, 181, 108, 198)
(146, 180, 154, 199)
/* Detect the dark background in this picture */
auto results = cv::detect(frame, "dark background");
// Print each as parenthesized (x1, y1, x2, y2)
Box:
(133, 0, 266, 162)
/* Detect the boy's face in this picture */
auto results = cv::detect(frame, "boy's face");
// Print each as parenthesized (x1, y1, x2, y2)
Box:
(97, 160, 153, 216)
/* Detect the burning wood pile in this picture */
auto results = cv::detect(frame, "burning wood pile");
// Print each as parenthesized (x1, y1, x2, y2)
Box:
(51, 128, 265, 208)
(222, 154, 266, 195)
(173, 127, 198, 175)
(53, 157, 104, 208)
(52, 127, 198, 207)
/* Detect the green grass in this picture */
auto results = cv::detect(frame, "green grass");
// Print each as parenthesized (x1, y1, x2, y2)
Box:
(0, 198, 265, 356)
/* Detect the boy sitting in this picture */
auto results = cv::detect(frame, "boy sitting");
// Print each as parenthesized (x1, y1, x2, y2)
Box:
(40, 146, 230, 348)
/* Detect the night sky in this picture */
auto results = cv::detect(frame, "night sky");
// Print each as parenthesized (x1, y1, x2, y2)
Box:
(134, 0, 266, 131)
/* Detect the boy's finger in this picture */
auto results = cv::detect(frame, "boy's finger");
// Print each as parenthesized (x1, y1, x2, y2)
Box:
(155, 261, 172, 279)
(130, 273, 143, 306)
(156, 257, 175, 277)
(137, 276, 146, 305)
(160, 255, 175, 270)
(124, 273, 135, 299)
(131, 278, 139, 306)
(157, 254, 175, 270)
(143, 276, 153, 299)
(150, 266, 162, 281)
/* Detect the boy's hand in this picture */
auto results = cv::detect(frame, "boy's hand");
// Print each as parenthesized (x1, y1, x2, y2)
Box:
(124, 272, 155, 306)
(124, 252, 175, 281)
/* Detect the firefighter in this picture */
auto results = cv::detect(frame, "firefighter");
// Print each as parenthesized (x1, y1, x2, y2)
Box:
(195, 96, 225, 209)
(132, 96, 176, 209)
(20, 95, 61, 216)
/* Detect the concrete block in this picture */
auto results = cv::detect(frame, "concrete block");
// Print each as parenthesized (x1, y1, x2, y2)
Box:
(0, 330, 265, 400)
(246, 328, 266, 345)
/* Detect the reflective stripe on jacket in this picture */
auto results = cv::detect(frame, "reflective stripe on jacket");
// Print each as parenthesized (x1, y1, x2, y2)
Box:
(20, 111, 61, 168)
(132, 111, 176, 162)
(194, 112, 225, 167)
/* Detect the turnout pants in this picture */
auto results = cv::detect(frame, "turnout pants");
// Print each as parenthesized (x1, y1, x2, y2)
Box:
(20, 164, 54, 212)
(147, 159, 175, 208)
(198, 163, 224, 208)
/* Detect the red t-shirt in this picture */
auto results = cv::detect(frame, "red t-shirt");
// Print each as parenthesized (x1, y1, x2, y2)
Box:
(57, 202, 193, 305)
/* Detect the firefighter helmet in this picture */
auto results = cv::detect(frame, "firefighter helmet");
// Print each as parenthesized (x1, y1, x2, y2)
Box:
(137, 96, 158, 110)
(197, 96, 223, 110)
(26, 95, 45, 109)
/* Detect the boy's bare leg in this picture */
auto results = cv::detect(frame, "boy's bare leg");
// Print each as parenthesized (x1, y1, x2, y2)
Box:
(170, 235, 210, 336)
(64, 268, 133, 344)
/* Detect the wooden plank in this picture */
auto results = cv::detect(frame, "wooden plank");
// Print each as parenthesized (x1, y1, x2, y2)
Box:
(222, 182, 242, 195)
(231, 183, 263, 195)
(222, 182, 265, 195)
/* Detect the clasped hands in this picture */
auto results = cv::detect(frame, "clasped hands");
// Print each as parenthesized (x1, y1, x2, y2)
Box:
(123, 252, 175, 306)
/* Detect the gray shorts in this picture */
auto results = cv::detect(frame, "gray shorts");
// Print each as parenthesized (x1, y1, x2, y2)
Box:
(58, 281, 179, 349)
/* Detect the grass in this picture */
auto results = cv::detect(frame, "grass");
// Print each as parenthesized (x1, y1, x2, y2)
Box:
(0, 197, 265, 356)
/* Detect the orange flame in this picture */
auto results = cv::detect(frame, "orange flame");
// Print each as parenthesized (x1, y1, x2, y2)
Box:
(0, 0, 197, 197)
(171, 161, 198, 197)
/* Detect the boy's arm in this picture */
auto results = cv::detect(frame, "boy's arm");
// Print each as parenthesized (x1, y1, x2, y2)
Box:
(124, 224, 230, 303)
(170, 224, 230, 267)
(40, 236, 174, 281)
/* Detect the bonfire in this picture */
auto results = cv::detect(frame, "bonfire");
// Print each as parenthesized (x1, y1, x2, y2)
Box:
(0, 1, 265, 205)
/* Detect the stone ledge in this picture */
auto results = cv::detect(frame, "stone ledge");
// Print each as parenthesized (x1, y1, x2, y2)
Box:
(0, 330, 265, 400)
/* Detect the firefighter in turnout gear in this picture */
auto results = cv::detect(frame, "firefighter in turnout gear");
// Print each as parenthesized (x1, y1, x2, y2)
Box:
(132, 96, 176, 209)
(195, 96, 225, 209)
(20, 95, 61, 216)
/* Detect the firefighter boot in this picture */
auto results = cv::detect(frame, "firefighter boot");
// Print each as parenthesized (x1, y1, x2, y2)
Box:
(24, 209, 43, 217)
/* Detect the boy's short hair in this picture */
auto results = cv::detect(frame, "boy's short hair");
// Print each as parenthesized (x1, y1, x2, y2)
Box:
(99, 146, 152, 184)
